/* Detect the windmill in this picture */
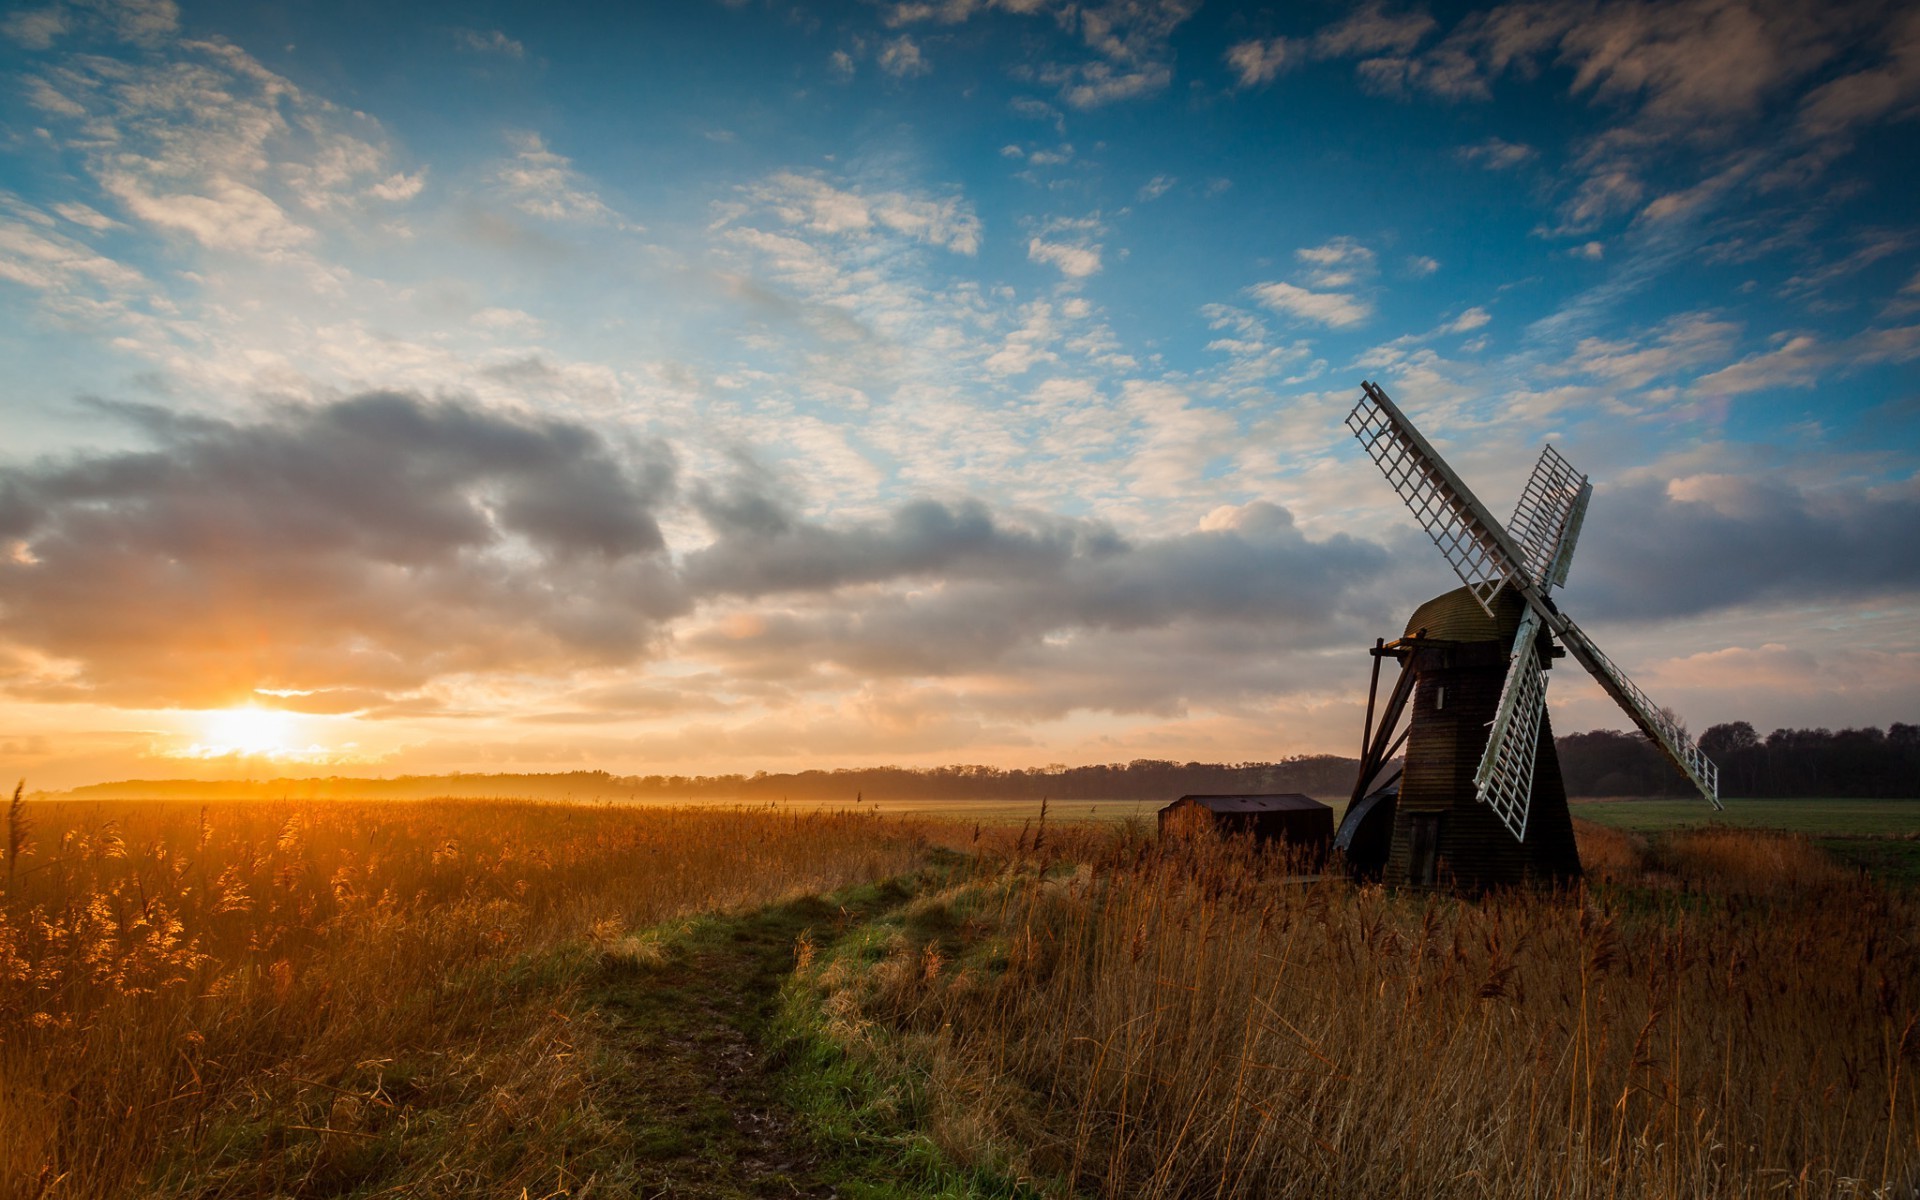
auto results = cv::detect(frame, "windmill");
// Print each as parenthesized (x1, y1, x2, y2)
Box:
(1335, 381, 1720, 890)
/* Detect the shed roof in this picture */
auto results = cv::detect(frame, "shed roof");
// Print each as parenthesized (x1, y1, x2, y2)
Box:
(1164, 793, 1328, 814)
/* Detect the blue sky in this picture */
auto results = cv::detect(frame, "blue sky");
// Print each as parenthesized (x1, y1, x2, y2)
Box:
(1, 0, 1916, 786)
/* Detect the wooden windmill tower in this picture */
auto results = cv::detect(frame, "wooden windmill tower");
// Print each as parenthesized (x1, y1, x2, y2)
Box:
(1336, 382, 1720, 890)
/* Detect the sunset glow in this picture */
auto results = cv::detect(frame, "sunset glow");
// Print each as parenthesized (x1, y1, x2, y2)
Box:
(169, 705, 344, 763)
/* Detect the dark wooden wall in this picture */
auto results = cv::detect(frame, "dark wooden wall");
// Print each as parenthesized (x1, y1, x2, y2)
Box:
(1384, 641, 1582, 891)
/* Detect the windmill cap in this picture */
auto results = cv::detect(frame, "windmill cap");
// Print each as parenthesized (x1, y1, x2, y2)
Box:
(1401, 584, 1529, 643)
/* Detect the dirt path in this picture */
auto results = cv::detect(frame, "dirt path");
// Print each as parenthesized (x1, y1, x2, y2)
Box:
(585, 885, 912, 1199)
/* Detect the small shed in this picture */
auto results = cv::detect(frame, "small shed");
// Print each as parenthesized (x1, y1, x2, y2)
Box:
(1158, 794, 1333, 864)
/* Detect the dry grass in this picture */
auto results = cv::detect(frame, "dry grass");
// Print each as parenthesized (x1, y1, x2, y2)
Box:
(798, 821, 1920, 1198)
(0, 797, 929, 1198)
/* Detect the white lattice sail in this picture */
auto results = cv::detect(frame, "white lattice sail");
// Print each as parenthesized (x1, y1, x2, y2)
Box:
(1507, 445, 1591, 592)
(1473, 609, 1549, 840)
(1556, 619, 1722, 808)
(1346, 382, 1532, 616)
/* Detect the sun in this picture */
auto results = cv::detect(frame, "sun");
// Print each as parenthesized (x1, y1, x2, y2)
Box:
(198, 705, 297, 757)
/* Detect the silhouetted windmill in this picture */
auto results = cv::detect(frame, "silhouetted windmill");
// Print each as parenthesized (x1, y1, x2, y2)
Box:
(1336, 381, 1720, 890)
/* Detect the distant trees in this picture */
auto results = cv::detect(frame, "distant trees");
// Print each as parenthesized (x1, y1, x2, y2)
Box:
(61, 723, 1919, 803)
(65, 756, 1365, 804)
(1562, 722, 1920, 798)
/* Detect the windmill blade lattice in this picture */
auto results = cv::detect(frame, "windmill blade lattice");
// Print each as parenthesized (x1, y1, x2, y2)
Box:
(1346, 382, 1535, 616)
(1473, 609, 1549, 840)
(1508, 445, 1592, 592)
(1555, 618, 1722, 808)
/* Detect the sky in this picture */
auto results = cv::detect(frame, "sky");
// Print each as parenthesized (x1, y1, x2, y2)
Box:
(0, 0, 1916, 789)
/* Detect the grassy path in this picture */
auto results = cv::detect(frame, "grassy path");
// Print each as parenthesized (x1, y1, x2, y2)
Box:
(582, 878, 928, 1198)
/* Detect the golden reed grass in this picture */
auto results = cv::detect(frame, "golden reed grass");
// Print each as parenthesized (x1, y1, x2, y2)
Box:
(0, 797, 927, 1198)
(807, 819, 1920, 1199)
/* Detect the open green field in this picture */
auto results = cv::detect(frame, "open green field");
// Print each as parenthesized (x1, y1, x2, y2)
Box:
(1570, 795, 1920, 835)
(735, 793, 1920, 837)
(1571, 796, 1920, 884)
(738, 794, 1920, 885)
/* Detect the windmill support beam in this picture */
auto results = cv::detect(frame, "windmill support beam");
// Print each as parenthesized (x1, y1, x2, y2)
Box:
(1349, 651, 1415, 809)
(1360, 637, 1384, 762)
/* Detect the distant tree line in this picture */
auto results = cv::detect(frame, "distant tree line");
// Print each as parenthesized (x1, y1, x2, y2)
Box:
(62, 756, 1364, 803)
(1558, 723, 1920, 798)
(57, 724, 1918, 803)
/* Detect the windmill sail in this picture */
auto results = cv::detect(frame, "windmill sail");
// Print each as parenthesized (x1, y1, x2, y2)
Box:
(1345, 382, 1540, 615)
(1556, 618, 1722, 808)
(1471, 447, 1592, 839)
(1473, 608, 1548, 839)
(1507, 445, 1592, 592)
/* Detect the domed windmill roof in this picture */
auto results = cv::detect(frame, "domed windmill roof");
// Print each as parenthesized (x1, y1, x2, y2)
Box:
(1402, 584, 1529, 644)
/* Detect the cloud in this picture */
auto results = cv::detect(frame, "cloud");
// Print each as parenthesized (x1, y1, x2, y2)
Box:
(1025, 213, 1105, 279)
(0, 393, 683, 707)
(0, 390, 1407, 721)
(1250, 282, 1371, 329)
(1028, 238, 1102, 278)
(1231, 6, 1437, 89)
(1777, 230, 1913, 301)
(1294, 236, 1376, 287)
(681, 490, 1394, 680)
(739, 171, 981, 254)
(1330, 10, 1438, 58)
(1574, 471, 1920, 620)
(0, 211, 147, 293)
(1457, 137, 1536, 169)
(454, 28, 525, 58)
(1689, 323, 1920, 397)
(1226, 38, 1293, 88)
(53, 198, 118, 229)
(1042, 60, 1172, 108)
(1554, 167, 1646, 235)
(892, 0, 1197, 107)
(983, 299, 1061, 375)
(494, 132, 625, 224)
(1137, 174, 1175, 201)
(1332, 0, 1915, 248)
(1792, 7, 1920, 138)
(684, 487, 1093, 600)
(1405, 254, 1440, 276)
(1568, 310, 1742, 390)
(4, 0, 176, 48)
(3, 7, 67, 49)
(1066, 0, 1198, 70)
(883, 0, 997, 25)
(879, 34, 930, 77)
(1247, 237, 1378, 328)
(21, 34, 415, 256)
(1444, 306, 1491, 333)
(1358, 0, 1845, 119)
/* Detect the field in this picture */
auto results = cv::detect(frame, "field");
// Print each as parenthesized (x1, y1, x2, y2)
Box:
(2, 792, 1916, 1198)
(685, 793, 1920, 834)
(678, 796, 1171, 825)
(1571, 797, 1920, 885)
(1571, 796, 1920, 836)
